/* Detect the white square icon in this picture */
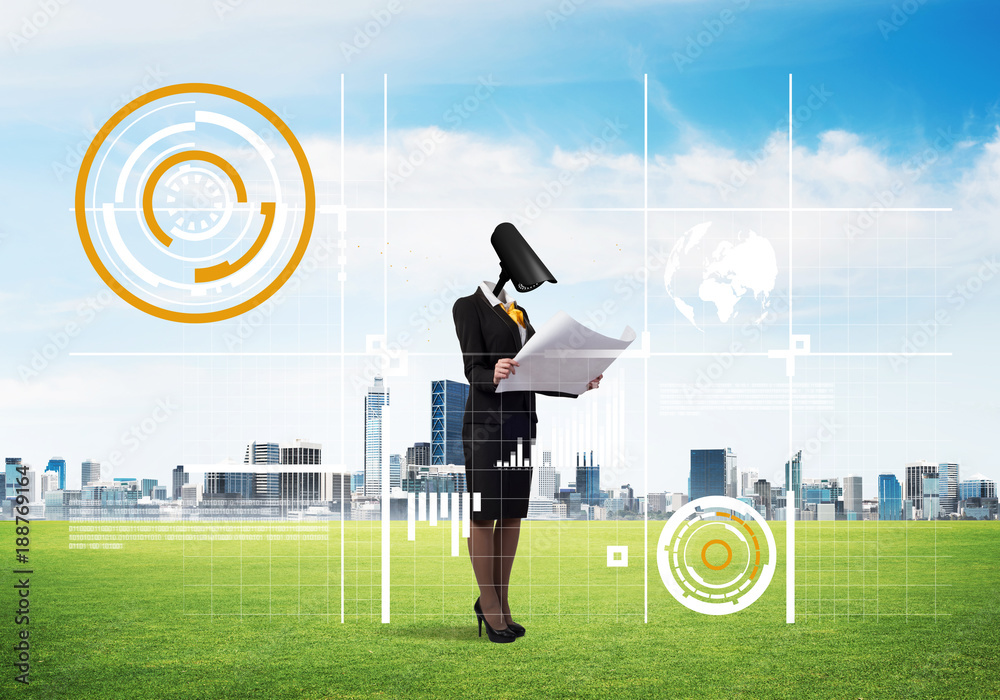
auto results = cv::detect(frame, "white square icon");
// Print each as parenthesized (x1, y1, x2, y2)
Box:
(607, 545, 628, 568)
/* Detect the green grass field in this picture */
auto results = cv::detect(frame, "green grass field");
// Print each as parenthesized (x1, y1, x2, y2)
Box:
(2, 519, 998, 699)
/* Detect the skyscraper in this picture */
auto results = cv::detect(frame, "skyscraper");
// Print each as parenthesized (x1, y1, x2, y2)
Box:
(937, 462, 959, 515)
(281, 439, 322, 465)
(406, 442, 431, 468)
(535, 450, 556, 499)
(389, 454, 402, 491)
(921, 473, 940, 520)
(181, 483, 203, 506)
(690, 449, 733, 500)
(647, 492, 667, 513)
(754, 478, 771, 520)
(364, 376, 389, 497)
(904, 461, 938, 504)
(204, 471, 256, 499)
(785, 450, 802, 510)
(81, 459, 101, 486)
(740, 469, 759, 497)
(959, 474, 997, 500)
(140, 478, 158, 498)
(843, 474, 863, 518)
(46, 458, 67, 490)
(878, 473, 902, 520)
(40, 471, 59, 496)
(726, 449, 738, 498)
(431, 379, 469, 466)
(619, 484, 635, 512)
(172, 465, 189, 499)
(3, 458, 22, 500)
(24, 467, 38, 503)
(245, 442, 280, 465)
(575, 451, 601, 506)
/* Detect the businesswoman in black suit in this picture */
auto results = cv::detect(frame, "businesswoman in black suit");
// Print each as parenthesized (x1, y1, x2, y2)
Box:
(453, 223, 601, 643)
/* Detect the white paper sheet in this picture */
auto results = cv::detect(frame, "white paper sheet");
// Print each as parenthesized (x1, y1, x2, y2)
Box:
(496, 310, 635, 396)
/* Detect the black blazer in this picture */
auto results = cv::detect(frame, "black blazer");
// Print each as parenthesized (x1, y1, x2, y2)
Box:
(452, 287, 576, 438)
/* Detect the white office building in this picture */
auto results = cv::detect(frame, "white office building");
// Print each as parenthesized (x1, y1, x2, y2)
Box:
(365, 376, 390, 497)
(181, 483, 203, 506)
(81, 459, 102, 486)
(40, 471, 59, 496)
(843, 475, 863, 518)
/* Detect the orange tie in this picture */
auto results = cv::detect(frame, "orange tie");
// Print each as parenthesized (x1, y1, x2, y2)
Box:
(503, 301, 525, 328)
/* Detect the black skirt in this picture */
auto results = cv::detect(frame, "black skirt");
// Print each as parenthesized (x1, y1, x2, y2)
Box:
(463, 411, 533, 520)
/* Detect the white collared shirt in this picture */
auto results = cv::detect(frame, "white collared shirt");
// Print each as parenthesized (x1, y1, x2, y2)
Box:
(480, 280, 526, 345)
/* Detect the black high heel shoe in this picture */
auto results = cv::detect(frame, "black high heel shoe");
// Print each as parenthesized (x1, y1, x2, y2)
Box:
(475, 598, 524, 638)
(473, 599, 516, 643)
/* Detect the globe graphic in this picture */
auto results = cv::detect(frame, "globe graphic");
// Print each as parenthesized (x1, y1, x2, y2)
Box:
(663, 221, 778, 330)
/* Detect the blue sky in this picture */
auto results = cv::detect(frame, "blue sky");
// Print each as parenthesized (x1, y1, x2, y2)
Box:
(1, 0, 998, 498)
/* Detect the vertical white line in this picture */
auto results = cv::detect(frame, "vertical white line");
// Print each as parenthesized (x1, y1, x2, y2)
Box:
(643, 72, 649, 625)
(418, 491, 426, 522)
(339, 72, 346, 625)
(381, 406, 391, 623)
(462, 492, 471, 538)
(429, 492, 438, 527)
(451, 494, 460, 557)
(384, 73, 389, 339)
(380, 73, 391, 625)
(786, 72, 796, 625)
(407, 492, 415, 541)
(341, 73, 346, 206)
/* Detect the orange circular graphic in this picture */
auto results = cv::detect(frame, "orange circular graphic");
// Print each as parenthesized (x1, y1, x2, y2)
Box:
(700, 539, 733, 571)
(75, 83, 315, 323)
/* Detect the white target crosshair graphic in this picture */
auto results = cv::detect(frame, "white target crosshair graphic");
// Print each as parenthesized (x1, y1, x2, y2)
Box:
(75, 83, 315, 323)
(657, 496, 777, 615)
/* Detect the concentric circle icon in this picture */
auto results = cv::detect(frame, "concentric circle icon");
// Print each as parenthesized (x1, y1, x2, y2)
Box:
(656, 496, 776, 615)
(75, 83, 315, 323)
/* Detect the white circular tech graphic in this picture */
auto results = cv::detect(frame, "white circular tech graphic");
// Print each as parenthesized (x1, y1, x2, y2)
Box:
(75, 84, 314, 323)
(656, 495, 776, 615)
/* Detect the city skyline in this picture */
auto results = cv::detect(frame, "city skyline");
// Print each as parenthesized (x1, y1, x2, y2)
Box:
(2, 367, 984, 502)
(8, 424, 993, 517)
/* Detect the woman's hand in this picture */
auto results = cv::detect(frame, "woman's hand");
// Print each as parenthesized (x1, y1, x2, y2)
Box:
(585, 374, 603, 392)
(493, 358, 519, 386)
